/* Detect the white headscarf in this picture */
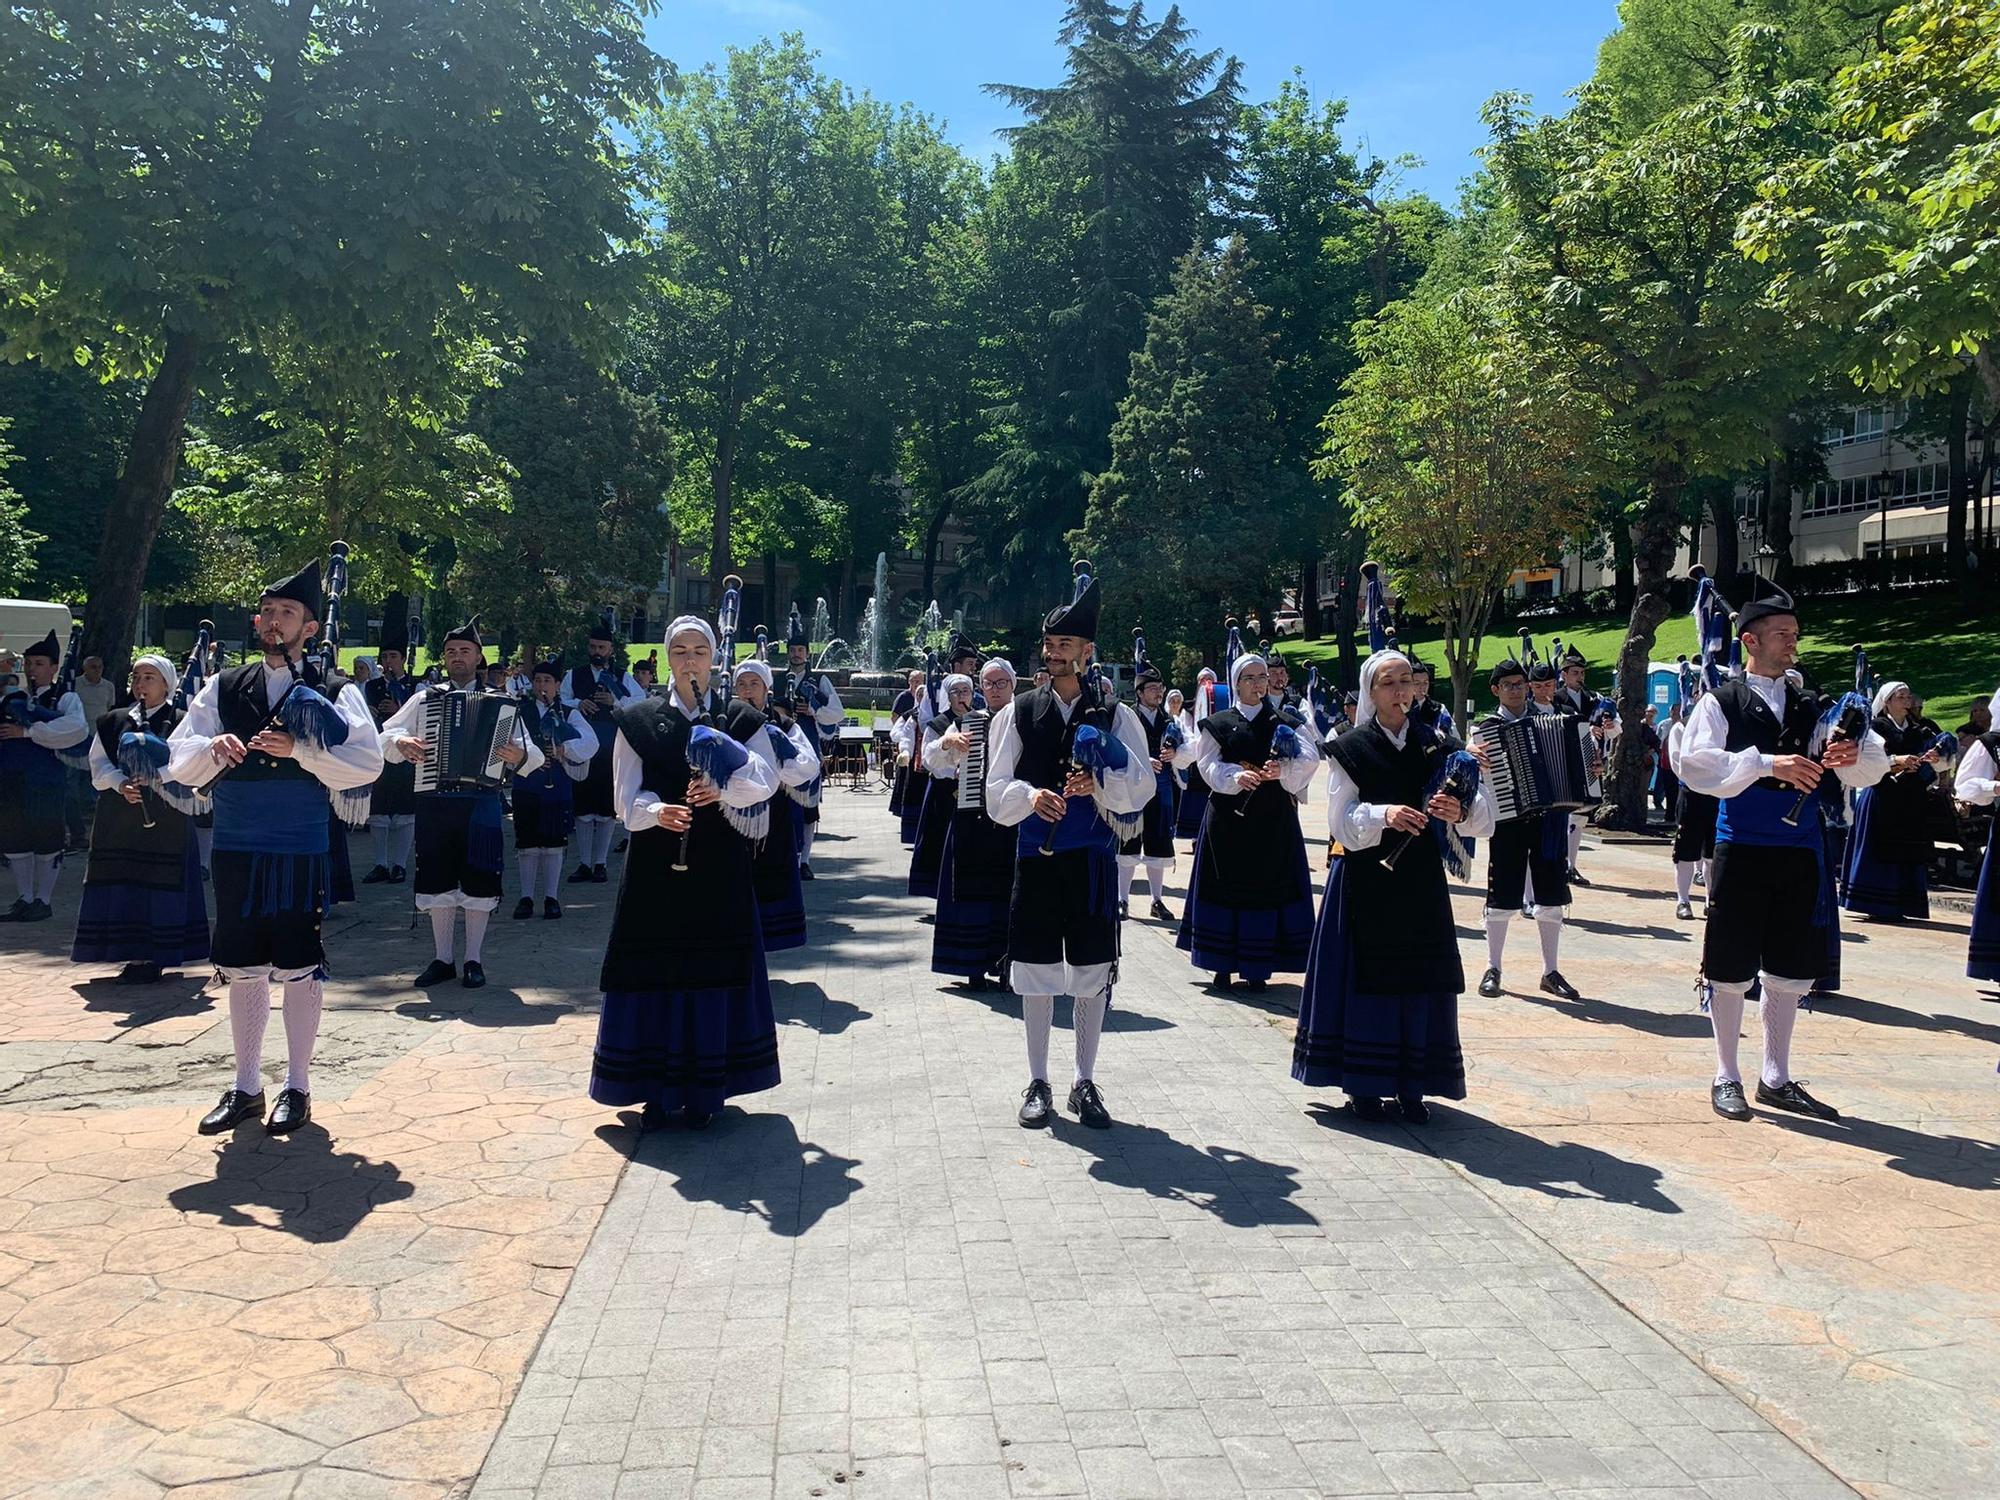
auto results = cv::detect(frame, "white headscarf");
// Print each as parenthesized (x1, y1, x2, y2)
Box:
(1871, 679, 1909, 719)
(942, 672, 974, 700)
(131, 652, 179, 699)
(1356, 649, 1412, 729)
(980, 657, 1016, 683)
(1229, 653, 1265, 701)
(665, 615, 717, 656)
(732, 658, 773, 691)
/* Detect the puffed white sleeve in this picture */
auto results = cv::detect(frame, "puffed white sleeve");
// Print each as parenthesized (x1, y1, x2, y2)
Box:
(615, 731, 661, 832)
(815, 677, 844, 729)
(1676, 693, 1768, 799)
(378, 690, 429, 764)
(28, 691, 88, 750)
(922, 717, 965, 774)
(510, 719, 546, 782)
(776, 722, 820, 787)
(88, 730, 123, 793)
(1196, 727, 1257, 795)
(1093, 703, 1157, 816)
(892, 715, 916, 757)
(290, 682, 384, 792)
(1958, 739, 1999, 806)
(165, 678, 225, 789)
(724, 727, 779, 808)
(1277, 721, 1321, 795)
(1168, 729, 1198, 771)
(563, 709, 599, 771)
(1457, 781, 1497, 839)
(1834, 724, 1891, 791)
(1324, 754, 1388, 849)
(983, 703, 1036, 827)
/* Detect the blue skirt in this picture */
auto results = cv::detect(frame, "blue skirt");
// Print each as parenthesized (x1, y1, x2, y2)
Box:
(931, 819, 1009, 978)
(590, 974, 782, 1114)
(1175, 827, 1314, 979)
(1174, 774, 1210, 839)
(1842, 786, 1928, 919)
(1970, 824, 2000, 981)
(327, 809, 355, 907)
(907, 775, 954, 898)
(72, 836, 210, 967)
(1291, 859, 1465, 1099)
(898, 766, 930, 846)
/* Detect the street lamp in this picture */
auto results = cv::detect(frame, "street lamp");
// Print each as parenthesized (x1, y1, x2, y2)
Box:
(1874, 466, 1897, 565)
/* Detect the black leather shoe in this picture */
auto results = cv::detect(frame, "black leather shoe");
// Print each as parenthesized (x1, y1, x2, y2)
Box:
(568, 864, 594, 884)
(1068, 1080, 1111, 1129)
(640, 1101, 668, 1132)
(542, 898, 562, 920)
(1756, 1079, 1839, 1120)
(1398, 1096, 1431, 1124)
(362, 865, 392, 884)
(115, 961, 163, 985)
(968, 973, 988, 992)
(614, 838, 629, 854)
(799, 863, 814, 880)
(199, 1089, 265, 1135)
(1018, 1079, 1052, 1128)
(1349, 1095, 1387, 1122)
(1, 898, 27, 921)
(1676, 901, 1694, 921)
(1711, 1080, 1752, 1120)
(683, 1106, 713, 1130)
(461, 961, 486, 989)
(1540, 970, 1581, 1001)
(1243, 978, 1266, 992)
(1212, 971, 1234, 992)
(23, 900, 51, 922)
(1149, 899, 1172, 921)
(591, 865, 609, 883)
(1477, 968, 1502, 998)
(1568, 868, 1592, 887)
(265, 1088, 311, 1134)
(389, 865, 407, 884)
(414, 959, 457, 987)
(512, 897, 535, 920)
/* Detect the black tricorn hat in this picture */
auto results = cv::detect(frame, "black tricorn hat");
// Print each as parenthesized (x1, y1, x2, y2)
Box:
(788, 604, 809, 650)
(947, 631, 978, 663)
(1734, 574, 1798, 635)
(1490, 657, 1528, 686)
(444, 615, 483, 649)
(22, 629, 61, 663)
(1043, 561, 1101, 640)
(260, 558, 322, 619)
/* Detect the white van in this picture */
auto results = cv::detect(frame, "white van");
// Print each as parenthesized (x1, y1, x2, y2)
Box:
(0, 599, 73, 673)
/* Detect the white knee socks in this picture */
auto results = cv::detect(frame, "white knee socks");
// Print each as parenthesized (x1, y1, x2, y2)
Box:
(1760, 976, 1806, 1087)
(462, 907, 489, 963)
(197, 825, 214, 869)
(281, 977, 323, 1093)
(1707, 978, 1748, 1083)
(1535, 910, 1564, 973)
(1024, 994, 1054, 1081)
(1484, 911, 1511, 971)
(540, 850, 564, 901)
(800, 825, 816, 862)
(392, 818, 414, 870)
(1675, 861, 1696, 904)
(1073, 987, 1107, 1083)
(584, 818, 615, 866)
(1119, 856, 1138, 900)
(429, 907, 457, 963)
(518, 848, 549, 900)
(229, 978, 273, 1094)
(1566, 818, 1582, 867)
(372, 822, 392, 868)
(1143, 858, 1167, 895)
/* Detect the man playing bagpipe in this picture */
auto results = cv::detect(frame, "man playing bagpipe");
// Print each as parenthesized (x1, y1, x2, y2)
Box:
(1475, 658, 1581, 1003)
(1120, 652, 1195, 923)
(166, 560, 382, 1136)
(512, 659, 598, 921)
(72, 653, 209, 983)
(984, 564, 1155, 1130)
(361, 637, 420, 885)
(731, 656, 820, 952)
(778, 606, 844, 878)
(567, 620, 643, 884)
(379, 618, 539, 990)
(1678, 578, 1888, 1122)
(0, 628, 90, 920)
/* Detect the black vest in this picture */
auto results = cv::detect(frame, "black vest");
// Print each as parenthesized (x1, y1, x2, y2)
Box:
(1010, 684, 1119, 791)
(215, 661, 334, 786)
(1712, 675, 1819, 793)
(570, 662, 631, 706)
(1134, 705, 1170, 758)
(1200, 704, 1303, 809)
(364, 673, 416, 722)
(95, 701, 182, 763)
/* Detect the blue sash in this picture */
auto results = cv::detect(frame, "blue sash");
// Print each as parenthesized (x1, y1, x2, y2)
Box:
(1015, 795, 1120, 860)
(212, 778, 330, 854)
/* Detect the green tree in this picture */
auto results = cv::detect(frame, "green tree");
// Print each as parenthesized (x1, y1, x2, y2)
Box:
(1324, 287, 1600, 720)
(0, 0, 669, 680)
(1077, 238, 1292, 666)
(0, 421, 45, 596)
(1485, 27, 1827, 825)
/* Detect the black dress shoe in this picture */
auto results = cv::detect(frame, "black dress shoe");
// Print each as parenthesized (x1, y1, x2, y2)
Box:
(682, 1106, 714, 1130)
(2, 897, 27, 921)
(199, 1089, 266, 1135)
(23, 900, 51, 922)
(1068, 1080, 1112, 1128)
(414, 959, 457, 987)
(799, 863, 814, 880)
(512, 897, 535, 920)
(1756, 1079, 1839, 1120)
(117, 961, 163, 985)
(591, 864, 609, 883)
(1711, 1079, 1752, 1120)
(1242, 978, 1267, 992)
(1540, 970, 1580, 1001)
(542, 898, 562, 920)
(1398, 1096, 1431, 1124)
(1477, 968, 1502, 998)
(389, 865, 407, 884)
(362, 865, 392, 884)
(265, 1088, 311, 1134)
(640, 1101, 668, 1132)
(1676, 901, 1694, 921)
(1018, 1079, 1052, 1128)
(569, 864, 594, 884)
(1212, 971, 1234, 992)
(1349, 1095, 1387, 1122)
(614, 838, 629, 854)
(968, 973, 988, 992)
(1567, 868, 1592, 887)
(1149, 899, 1172, 921)
(461, 961, 486, 989)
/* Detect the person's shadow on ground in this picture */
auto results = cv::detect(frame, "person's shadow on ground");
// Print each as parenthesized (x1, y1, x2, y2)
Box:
(72, 973, 215, 1028)
(1310, 1103, 1681, 1214)
(167, 1127, 414, 1242)
(629, 1109, 862, 1237)
(390, 983, 574, 1028)
(1758, 1111, 2000, 1190)
(771, 978, 872, 1035)
(1055, 1117, 1319, 1230)
(954, 987, 1174, 1033)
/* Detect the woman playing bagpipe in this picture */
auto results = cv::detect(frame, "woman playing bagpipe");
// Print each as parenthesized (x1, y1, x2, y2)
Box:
(1176, 651, 1321, 992)
(1292, 650, 1494, 1122)
(1122, 630, 1195, 922)
(71, 653, 210, 983)
(589, 616, 782, 1131)
(512, 659, 599, 922)
(1173, 668, 1217, 838)
(731, 655, 820, 952)
(1842, 676, 1953, 922)
(927, 658, 1020, 991)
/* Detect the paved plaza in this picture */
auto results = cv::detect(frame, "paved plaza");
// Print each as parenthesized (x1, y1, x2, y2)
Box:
(1, 787, 1994, 1500)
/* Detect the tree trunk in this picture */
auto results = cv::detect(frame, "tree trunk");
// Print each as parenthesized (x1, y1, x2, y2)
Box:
(837, 554, 854, 646)
(921, 498, 951, 603)
(1706, 486, 1739, 582)
(1946, 380, 1972, 598)
(1299, 553, 1322, 640)
(82, 329, 203, 685)
(1603, 461, 1684, 831)
(1333, 554, 1361, 691)
(1766, 440, 1796, 585)
(1609, 510, 1636, 614)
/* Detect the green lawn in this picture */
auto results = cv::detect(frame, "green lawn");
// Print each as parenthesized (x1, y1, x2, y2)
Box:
(1273, 592, 1999, 726)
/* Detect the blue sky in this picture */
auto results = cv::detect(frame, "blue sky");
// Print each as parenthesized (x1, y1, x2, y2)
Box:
(646, 0, 1624, 204)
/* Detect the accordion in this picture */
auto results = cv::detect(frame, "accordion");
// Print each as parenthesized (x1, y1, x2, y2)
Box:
(956, 709, 992, 812)
(1471, 713, 1599, 821)
(413, 690, 521, 793)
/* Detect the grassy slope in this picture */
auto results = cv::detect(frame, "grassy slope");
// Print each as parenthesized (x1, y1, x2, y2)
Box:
(1273, 593, 1998, 724)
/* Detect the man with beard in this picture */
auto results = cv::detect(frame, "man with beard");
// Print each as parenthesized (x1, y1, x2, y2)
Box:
(984, 565, 1154, 1129)
(167, 561, 382, 1135)
(0, 629, 89, 919)
(361, 638, 420, 884)
(567, 621, 643, 883)
(380, 619, 537, 989)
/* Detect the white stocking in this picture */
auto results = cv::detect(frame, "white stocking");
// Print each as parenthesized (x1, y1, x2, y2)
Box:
(1707, 978, 1748, 1084)
(228, 977, 273, 1095)
(1566, 818, 1582, 867)
(1024, 995, 1054, 1082)
(517, 849, 545, 901)
(372, 821, 392, 868)
(4, 853, 30, 902)
(429, 907, 457, 963)
(1143, 859, 1167, 895)
(1759, 974, 1807, 1087)
(541, 850, 565, 901)
(1073, 986, 1107, 1083)
(800, 824, 816, 862)
(1674, 861, 1696, 904)
(281, 977, 323, 1093)
(392, 817, 415, 870)
(30, 853, 60, 903)
(462, 907, 489, 964)
(1483, 910, 1511, 971)
(593, 818, 618, 865)
(1118, 856, 1139, 901)
(1535, 909, 1564, 973)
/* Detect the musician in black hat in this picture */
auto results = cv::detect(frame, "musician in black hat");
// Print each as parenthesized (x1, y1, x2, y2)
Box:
(1552, 647, 1600, 885)
(1122, 662, 1193, 922)
(1679, 578, 1887, 1121)
(1407, 658, 1454, 738)
(361, 636, 420, 884)
(1474, 658, 1581, 1003)
(567, 620, 643, 883)
(0, 627, 89, 920)
(780, 605, 844, 878)
(984, 564, 1155, 1129)
(513, 659, 599, 921)
(166, 559, 383, 1136)
(378, 618, 539, 989)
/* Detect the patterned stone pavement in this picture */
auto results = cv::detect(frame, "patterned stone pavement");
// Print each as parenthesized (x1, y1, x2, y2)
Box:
(2, 788, 1995, 1500)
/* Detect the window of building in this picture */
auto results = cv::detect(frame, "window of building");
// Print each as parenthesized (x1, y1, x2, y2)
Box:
(1806, 462, 1949, 518)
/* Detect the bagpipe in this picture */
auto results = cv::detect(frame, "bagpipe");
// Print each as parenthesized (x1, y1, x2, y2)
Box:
(1233, 721, 1302, 818)
(1381, 747, 1483, 876)
(116, 699, 206, 826)
(1215, 617, 1244, 712)
(1784, 690, 1871, 828)
(710, 574, 743, 715)
(671, 721, 768, 871)
(1039, 567, 1126, 854)
(314, 540, 350, 680)
(176, 620, 215, 712)
(1361, 561, 1392, 654)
